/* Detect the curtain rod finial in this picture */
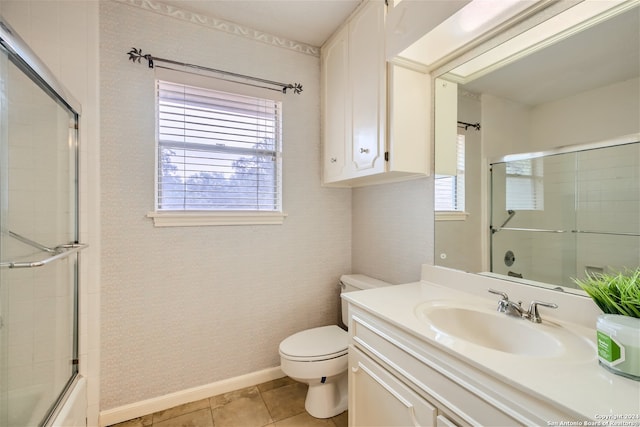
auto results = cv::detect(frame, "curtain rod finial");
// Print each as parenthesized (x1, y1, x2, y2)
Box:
(283, 83, 303, 94)
(127, 47, 154, 68)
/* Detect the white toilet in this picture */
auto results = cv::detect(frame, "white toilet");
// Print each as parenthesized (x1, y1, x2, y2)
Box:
(279, 274, 391, 418)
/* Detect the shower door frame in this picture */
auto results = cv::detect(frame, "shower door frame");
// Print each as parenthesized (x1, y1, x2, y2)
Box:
(0, 16, 84, 427)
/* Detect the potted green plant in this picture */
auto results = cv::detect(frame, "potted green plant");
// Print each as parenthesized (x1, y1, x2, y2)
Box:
(573, 269, 640, 380)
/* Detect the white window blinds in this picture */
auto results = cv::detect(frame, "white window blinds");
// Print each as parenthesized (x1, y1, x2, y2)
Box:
(156, 80, 282, 211)
(435, 135, 465, 211)
(505, 158, 544, 211)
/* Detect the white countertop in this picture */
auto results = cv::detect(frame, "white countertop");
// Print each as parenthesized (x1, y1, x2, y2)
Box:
(343, 279, 640, 421)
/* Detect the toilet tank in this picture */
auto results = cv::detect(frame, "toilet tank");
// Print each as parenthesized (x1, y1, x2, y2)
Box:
(340, 274, 391, 327)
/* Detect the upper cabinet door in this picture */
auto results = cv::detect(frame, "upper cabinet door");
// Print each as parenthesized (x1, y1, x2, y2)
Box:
(322, 27, 350, 183)
(349, 1, 386, 175)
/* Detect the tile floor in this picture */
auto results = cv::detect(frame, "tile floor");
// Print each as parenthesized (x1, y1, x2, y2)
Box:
(109, 377, 348, 427)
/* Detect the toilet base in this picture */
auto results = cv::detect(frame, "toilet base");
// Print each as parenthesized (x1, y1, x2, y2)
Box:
(304, 372, 347, 419)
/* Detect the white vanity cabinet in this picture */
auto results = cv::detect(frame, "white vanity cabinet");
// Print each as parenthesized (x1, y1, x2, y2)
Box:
(347, 304, 582, 427)
(321, 1, 430, 187)
(350, 347, 437, 426)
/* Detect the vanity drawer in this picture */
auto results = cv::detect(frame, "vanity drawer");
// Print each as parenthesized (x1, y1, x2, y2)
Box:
(350, 347, 438, 426)
(350, 312, 522, 426)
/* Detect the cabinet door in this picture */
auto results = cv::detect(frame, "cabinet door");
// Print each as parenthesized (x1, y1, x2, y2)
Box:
(321, 26, 350, 183)
(387, 62, 430, 175)
(434, 78, 458, 176)
(349, 1, 386, 176)
(436, 414, 460, 427)
(349, 347, 437, 427)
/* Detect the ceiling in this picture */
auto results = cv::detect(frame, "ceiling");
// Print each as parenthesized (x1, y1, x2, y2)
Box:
(160, 0, 362, 47)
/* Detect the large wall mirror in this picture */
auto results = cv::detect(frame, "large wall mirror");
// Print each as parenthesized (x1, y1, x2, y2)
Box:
(431, 0, 640, 295)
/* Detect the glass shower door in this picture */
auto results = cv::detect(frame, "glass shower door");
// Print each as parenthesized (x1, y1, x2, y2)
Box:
(490, 152, 578, 286)
(0, 30, 81, 426)
(490, 141, 640, 289)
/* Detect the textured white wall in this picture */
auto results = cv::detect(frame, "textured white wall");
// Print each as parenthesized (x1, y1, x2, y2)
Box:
(351, 178, 433, 285)
(99, 1, 351, 410)
(530, 77, 640, 149)
(481, 94, 532, 160)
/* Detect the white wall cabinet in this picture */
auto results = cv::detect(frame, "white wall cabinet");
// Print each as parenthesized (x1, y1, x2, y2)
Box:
(387, 60, 430, 178)
(322, 24, 350, 182)
(349, 1, 386, 177)
(434, 78, 458, 176)
(321, 1, 430, 187)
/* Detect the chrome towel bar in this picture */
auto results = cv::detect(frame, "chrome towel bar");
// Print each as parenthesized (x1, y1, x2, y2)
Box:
(496, 227, 640, 237)
(0, 243, 88, 269)
(1, 230, 89, 268)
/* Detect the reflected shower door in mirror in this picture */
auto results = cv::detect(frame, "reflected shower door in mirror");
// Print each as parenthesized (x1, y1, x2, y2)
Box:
(433, 1, 640, 294)
(490, 142, 640, 289)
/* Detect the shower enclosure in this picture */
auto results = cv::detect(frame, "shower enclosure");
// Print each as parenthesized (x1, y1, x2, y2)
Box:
(490, 137, 640, 289)
(0, 18, 85, 426)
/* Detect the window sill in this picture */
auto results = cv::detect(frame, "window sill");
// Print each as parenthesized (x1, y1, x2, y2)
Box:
(147, 211, 288, 227)
(435, 211, 469, 221)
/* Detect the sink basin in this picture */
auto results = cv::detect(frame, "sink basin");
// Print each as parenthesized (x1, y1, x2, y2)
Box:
(415, 303, 568, 357)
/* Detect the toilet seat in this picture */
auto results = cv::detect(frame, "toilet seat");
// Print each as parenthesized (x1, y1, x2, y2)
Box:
(279, 325, 348, 362)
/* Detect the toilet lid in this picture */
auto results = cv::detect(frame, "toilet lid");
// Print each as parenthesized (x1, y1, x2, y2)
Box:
(279, 325, 348, 361)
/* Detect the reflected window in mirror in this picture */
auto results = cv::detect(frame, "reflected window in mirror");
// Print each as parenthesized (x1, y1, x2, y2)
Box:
(505, 158, 544, 211)
(435, 134, 466, 212)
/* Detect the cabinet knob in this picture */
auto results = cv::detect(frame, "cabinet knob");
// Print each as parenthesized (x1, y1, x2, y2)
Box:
(330, 157, 337, 163)
(359, 148, 370, 154)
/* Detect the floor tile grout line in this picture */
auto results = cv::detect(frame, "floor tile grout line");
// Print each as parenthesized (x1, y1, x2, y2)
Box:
(257, 387, 277, 426)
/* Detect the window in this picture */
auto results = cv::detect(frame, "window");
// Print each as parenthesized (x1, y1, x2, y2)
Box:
(435, 134, 465, 213)
(505, 158, 544, 210)
(148, 75, 285, 226)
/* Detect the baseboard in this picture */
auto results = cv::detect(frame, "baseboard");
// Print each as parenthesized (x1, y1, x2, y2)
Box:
(98, 366, 285, 426)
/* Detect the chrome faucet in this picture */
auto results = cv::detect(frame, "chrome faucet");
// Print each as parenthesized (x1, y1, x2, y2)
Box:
(489, 289, 525, 317)
(488, 289, 558, 323)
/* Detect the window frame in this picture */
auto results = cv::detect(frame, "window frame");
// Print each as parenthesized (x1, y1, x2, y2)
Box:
(147, 68, 287, 227)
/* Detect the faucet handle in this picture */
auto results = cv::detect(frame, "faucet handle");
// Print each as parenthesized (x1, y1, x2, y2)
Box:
(488, 288, 509, 300)
(527, 300, 558, 323)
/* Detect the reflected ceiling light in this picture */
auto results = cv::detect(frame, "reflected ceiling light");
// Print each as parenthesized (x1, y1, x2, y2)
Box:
(457, 0, 528, 33)
(398, 0, 536, 67)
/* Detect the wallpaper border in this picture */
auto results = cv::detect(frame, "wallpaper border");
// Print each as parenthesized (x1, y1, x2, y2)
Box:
(112, 0, 321, 57)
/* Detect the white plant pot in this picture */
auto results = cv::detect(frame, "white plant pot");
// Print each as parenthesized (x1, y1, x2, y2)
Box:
(596, 314, 640, 381)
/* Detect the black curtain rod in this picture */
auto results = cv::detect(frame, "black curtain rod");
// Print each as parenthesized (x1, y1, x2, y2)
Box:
(127, 48, 303, 95)
(457, 121, 481, 131)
